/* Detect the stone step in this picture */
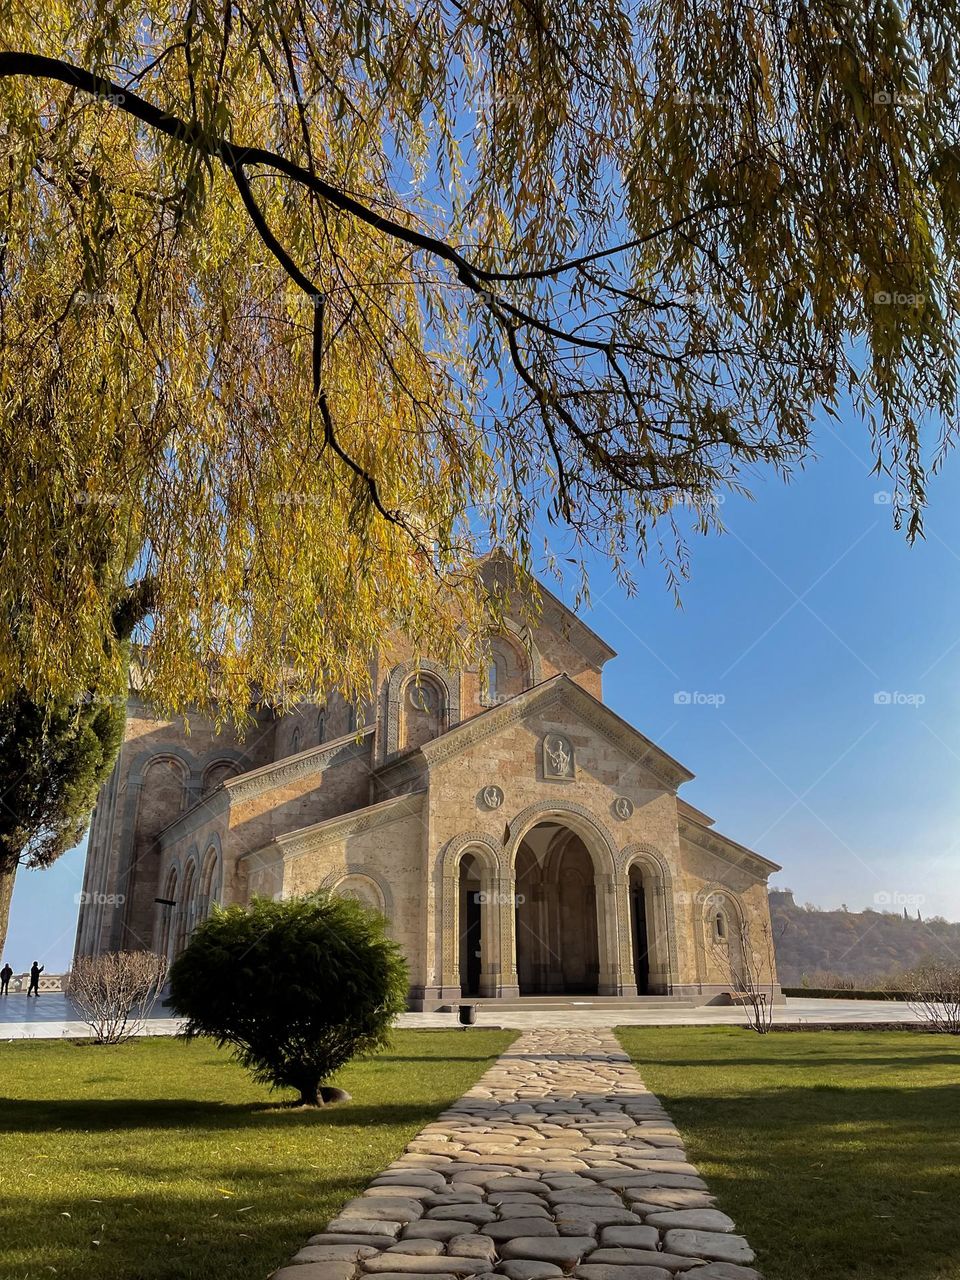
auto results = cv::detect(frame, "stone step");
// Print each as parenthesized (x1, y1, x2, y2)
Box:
(466, 997, 697, 1011)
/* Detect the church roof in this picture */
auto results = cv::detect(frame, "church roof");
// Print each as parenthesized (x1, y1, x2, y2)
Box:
(416, 672, 695, 791)
(679, 809, 781, 875)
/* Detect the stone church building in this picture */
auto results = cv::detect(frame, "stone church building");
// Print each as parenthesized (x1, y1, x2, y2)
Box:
(74, 561, 782, 1007)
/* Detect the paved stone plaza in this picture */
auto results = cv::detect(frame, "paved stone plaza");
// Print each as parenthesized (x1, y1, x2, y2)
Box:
(0, 993, 936, 1038)
(273, 1029, 760, 1280)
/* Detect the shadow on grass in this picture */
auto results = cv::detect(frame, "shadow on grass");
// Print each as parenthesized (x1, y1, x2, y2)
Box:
(0, 1184, 365, 1280)
(686, 1089, 960, 1280)
(0, 1096, 446, 1133)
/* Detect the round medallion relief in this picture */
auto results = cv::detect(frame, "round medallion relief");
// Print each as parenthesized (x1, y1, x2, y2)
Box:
(479, 784, 504, 810)
(613, 796, 634, 820)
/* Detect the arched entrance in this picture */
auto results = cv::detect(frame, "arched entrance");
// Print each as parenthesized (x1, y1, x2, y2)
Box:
(628, 864, 651, 994)
(458, 853, 484, 996)
(514, 823, 602, 995)
(620, 849, 677, 995)
(437, 837, 502, 999)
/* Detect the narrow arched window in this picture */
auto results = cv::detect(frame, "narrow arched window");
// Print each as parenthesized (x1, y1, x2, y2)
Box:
(401, 675, 445, 749)
(487, 657, 499, 704)
(317, 708, 326, 743)
(715, 911, 726, 940)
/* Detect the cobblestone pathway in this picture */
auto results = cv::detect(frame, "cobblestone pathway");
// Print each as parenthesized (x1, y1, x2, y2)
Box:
(274, 1030, 761, 1280)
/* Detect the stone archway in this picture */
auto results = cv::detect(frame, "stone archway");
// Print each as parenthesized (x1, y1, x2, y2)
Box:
(436, 835, 504, 998)
(505, 805, 624, 996)
(515, 827, 600, 994)
(617, 845, 679, 996)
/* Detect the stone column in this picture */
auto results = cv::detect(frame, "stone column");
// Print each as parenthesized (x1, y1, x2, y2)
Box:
(614, 874, 640, 998)
(478, 870, 501, 997)
(435, 871, 463, 1003)
(647, 882, 672, 993)
(595, 872, 625, 996)
(493, 875, 520, 998)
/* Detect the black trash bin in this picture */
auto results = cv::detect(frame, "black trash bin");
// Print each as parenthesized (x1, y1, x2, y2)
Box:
(458, 1003, 477, 1026)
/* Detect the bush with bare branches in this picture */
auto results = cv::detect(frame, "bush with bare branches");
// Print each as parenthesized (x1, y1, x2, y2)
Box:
(906, 962, 960, 1034)
(713, 919, 780, 1034)
(67, 951, 168, 1044)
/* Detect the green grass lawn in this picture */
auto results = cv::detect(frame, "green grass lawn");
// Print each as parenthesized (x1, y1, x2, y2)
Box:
(0, 1029, 514, 1280)
(617, 1025, 960, 1280)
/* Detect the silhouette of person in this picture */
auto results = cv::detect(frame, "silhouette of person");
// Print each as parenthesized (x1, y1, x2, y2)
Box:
(26, 961, 43, 997)
(0, 963, 11, 994)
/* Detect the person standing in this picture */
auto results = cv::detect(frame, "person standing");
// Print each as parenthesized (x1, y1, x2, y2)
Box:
(0, 963, 11, 994)
(26, 961, 43, 996)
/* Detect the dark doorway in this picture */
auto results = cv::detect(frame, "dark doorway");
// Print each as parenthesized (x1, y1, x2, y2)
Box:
(459, 853, 484, 997)
(631, 875, 650, 994)
(515, 826, 599, 995)
(463, 888, 482, 996)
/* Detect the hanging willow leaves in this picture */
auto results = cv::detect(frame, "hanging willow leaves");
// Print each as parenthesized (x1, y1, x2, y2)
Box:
(0, 0, 958, 720)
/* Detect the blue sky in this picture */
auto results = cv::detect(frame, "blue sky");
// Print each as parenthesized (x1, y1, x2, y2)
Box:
(7, 412, 960, 972)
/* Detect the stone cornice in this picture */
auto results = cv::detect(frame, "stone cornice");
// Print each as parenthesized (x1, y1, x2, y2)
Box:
(243, 790, 426, 863)
(157, 727, 374, 846)
(419, 675, 693, 791)
(224, 726, 374, 803)
(678, 797, 715, 827)
(679, 815, 781, 878)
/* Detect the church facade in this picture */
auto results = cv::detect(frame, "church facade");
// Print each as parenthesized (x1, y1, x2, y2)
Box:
(74, 564, 782, 1007)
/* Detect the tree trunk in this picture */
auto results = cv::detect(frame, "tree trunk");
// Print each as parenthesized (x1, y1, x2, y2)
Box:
(296, 1079, 324, 1106)
(0, 864, 16, 959)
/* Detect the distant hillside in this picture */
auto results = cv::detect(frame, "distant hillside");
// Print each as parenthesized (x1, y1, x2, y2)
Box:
(769, 889, 960, 986)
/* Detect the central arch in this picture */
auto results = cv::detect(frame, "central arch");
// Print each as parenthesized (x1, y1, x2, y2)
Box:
(515, 826, 600, 994)
(505, 804, 623, 996)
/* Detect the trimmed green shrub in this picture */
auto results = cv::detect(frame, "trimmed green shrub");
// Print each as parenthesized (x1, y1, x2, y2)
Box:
(168, 893, 408, 1104)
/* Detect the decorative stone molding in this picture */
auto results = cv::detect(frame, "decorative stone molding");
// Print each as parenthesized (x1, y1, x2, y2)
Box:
(224, 728, 373, 804)
(320, 869, 393, 918)
(479, 785, 504, 809)
(477, 624, 544, 706)
(383, 659, 460, 759)
(258, 790, 426, 862)
(478, 552, 616, 670)
(679, 814, 780, 878)
(437, 831, 502, 879)
(420, 676, 691, 790)
(503, 800, 619, 876)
